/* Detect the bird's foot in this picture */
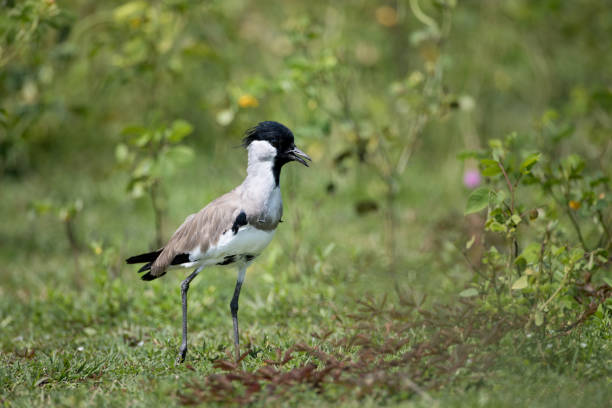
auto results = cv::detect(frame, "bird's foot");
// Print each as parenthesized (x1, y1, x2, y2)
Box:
(176, 346, 187, 365)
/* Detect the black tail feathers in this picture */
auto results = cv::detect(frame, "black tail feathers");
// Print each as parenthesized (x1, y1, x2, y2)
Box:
(138, 263, 153, 273)
(126, 250, 162, 265)
(126, 248, 184, 281)
(126, 250, 162, 280)
(141, 271, 166, 281)
(126, 249, 166, 281)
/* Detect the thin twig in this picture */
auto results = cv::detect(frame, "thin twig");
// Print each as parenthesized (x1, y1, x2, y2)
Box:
(409, 0, 439, 33)
(497, 160, 514, 213)
(540, 263, 573, 311)
(596, 209, 611, 248)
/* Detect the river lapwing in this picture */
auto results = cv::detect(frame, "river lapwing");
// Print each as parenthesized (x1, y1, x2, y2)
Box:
(126, 121, 311, 363)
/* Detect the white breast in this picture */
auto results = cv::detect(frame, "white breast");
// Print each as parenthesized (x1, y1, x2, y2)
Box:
(201, 225, 275, 266)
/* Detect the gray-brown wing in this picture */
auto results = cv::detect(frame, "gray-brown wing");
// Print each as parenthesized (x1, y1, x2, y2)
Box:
(150, 191, 242, 276)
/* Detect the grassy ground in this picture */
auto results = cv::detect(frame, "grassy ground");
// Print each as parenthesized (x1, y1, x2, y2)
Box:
(1, 150, 610, 407)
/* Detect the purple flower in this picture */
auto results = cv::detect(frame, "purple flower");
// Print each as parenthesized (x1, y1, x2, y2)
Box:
(463, 169, 482, 189)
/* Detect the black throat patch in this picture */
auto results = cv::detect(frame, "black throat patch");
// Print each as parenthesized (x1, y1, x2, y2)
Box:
(272, 156, 291, 186)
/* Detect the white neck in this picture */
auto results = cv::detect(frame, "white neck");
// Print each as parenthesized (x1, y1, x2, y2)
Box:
(240, 153, 283, 224)
(239, 141, 283, 224)
(243, 159, 276, 190)
(242, 140, 279, 192)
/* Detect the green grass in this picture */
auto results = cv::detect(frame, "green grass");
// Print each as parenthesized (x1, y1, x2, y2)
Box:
(1, 154, 610, 407)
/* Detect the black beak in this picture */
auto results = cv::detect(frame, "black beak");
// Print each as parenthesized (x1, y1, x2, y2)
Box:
(288, 146, 312, 167)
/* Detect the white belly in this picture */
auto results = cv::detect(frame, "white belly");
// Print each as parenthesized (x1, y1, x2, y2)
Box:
(201, 225, 275, 266)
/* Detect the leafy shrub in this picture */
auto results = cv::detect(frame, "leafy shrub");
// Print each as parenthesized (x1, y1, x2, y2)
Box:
(462, 124, 611, 331)
(0, 0, 72, 177)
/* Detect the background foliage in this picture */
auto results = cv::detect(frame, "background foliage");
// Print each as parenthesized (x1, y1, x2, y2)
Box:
(1, 0, 611, 406)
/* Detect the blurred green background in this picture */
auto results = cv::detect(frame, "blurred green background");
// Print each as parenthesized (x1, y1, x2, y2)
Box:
(1, 0, 611, 406)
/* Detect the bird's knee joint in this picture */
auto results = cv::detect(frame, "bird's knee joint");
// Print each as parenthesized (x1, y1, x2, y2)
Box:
(181, 281, 190, 292)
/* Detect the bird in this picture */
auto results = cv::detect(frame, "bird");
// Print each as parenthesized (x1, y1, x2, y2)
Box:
(125, 121, 311, 363)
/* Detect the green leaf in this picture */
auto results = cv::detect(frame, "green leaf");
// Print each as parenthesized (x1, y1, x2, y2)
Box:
(127, 179, 147, 198)
(479, 159, 502, 176)
(459, 288, 478, 297)
(121, 125, 147, 137)
(511, 275, 529, 290)
(587, 252, 594, 270)
(563, 154, 585, 178)
(515, 243, 541, 265)
(466, 235, 476, 250)
(553, 245, 566, 256)
(115, 143, 129, 163)
(488, 139, 502, 149)
(465, 187, 490, 215)
(132, 132, 152, 148)
(30, 200, 55, 216)
(479, 159, 498, 167)
(133, 158, 153, 178)
(113, 1, 148, 21)
(487, 220, 507, 233)
(482, 164, 502, 177)
(520, 153, 541, 174)
(534, 310, 544, 326)
(590, 175, 610, 187)
(491, 189, 507, 205)
(167, 120, 194, 143)
(164, 145, 194, 165)
(569, 248, 585, 264)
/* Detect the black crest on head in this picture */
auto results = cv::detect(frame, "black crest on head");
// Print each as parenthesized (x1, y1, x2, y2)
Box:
(242, 121, 294, 152)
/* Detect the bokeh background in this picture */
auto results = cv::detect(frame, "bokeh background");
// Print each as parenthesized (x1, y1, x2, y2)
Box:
(1, 1, 611, 406)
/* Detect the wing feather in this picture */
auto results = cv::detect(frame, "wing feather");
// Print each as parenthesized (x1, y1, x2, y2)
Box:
(150, 191, 241, 276)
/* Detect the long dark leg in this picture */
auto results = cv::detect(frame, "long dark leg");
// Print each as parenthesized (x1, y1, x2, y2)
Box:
(176, 266, 203, 364)
(230, 266, 246, 361)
